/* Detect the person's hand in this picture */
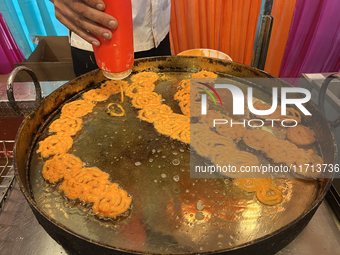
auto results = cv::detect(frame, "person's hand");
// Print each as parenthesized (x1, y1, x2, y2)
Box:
(50, 0, 118, 46)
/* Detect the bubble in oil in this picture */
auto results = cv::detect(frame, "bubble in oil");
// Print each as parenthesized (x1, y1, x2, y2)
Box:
(172, 159, 180, 165)
(149, 158, 153, 162)
(135, 162, 141, 166)
(173, 188, 180, 194)
(173, 175, 180, 182)
(195, 211, 204, 220)
(161, 173, 166, 178)
(196, 200, 204, 211)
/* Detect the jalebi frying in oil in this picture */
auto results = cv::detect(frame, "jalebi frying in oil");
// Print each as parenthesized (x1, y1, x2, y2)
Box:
(83, 88, 111, 102)
(60, 100, 95, 118)
(37, 135, 73, 158)
(243, 129, 323, 176)
(49, 116, 83, 136)
(42, 153, 85, 183)
(130, 71, 159, 83)
(287, 125, 316, 146)
(234, 178, 282, 205)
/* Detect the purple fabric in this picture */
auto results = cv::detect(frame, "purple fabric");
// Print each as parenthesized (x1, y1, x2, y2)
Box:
(279, 0, 340, 82)
(0, 11, 24, 74)
(0, 43, 12, 74)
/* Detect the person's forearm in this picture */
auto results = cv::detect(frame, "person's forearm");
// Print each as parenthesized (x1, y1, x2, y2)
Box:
(50, 0, 117, 46)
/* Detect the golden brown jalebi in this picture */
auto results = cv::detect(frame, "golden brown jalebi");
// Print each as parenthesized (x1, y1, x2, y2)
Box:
(190, 124, 236, 159)
(125, 81, 156, 98)
(101, 80, 130, 94)
(174, 80, 190, 100)
(38, 82, 135, 218)
(58, 166, 132, 217)
(105, 103, 125, 117)
(138, 104, 173, 123)
(179, 101, 190, 117)
(233, 178, 260, 192)
(131, 91, 163, 109)
(83, 88, 111, 102)
(42, 153, 85, 183)
(287, 125, 316, 146)
(174, 75, 217, 117)
(37, 135, 73, 158)
(169, 120, 190, 144)
(256, 184, 283, 205)
(216, 122, 246, 142)
(124, 83, 140, 98)
(234, 178, 282, 205)
(253, 100, 301, 123)
(130, 71, 159, 83)
(153, 113, 190, 137)
(190, 123, 259, 178)
(242, 129, 272, 151)
(191, 128, 235, 151)
(214, 150, 259, 168)
(243, 129, 323, 175)
(174, 79, 192, 117)
(126, 72, 191, 144)
(49, 116, 83, 136)
(191, 70, 218, 78)
(135, 80, 156, 91)
(59, 167, 110, 200)
(60, 100, 95, 118)
(92, 186, 132, 218)
(200, 110, 247, 142)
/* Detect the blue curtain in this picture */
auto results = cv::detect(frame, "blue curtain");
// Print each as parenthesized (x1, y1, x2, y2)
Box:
(0, 0, 68, 59)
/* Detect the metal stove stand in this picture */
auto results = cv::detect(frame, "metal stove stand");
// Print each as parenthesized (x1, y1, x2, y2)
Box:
(0, 140, 15, 213)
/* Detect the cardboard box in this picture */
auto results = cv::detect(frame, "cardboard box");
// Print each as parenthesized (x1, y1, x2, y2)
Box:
(14, 36, 76, 81)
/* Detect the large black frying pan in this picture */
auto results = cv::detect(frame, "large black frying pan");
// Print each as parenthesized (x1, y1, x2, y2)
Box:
(7, 57, 340, 255)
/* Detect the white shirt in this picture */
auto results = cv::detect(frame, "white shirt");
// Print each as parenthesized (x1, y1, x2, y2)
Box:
(70, 0, 171, 52)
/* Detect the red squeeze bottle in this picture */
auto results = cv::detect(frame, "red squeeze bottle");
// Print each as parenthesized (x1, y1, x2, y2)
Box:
(92, 0, 134, 80)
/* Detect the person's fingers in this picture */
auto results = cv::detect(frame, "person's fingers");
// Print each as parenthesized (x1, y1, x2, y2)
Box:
(81, 0, 105, 11)
(72, 0, 118, 29)
(54, 1, 104, 46)
(55, 0, 114, 43)
(52, 0, 119, 44)
(55, 8, 100, 46)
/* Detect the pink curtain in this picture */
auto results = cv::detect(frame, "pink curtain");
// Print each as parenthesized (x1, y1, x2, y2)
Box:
(0, 11, 24, 74)
(279, 0, 340, 81)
